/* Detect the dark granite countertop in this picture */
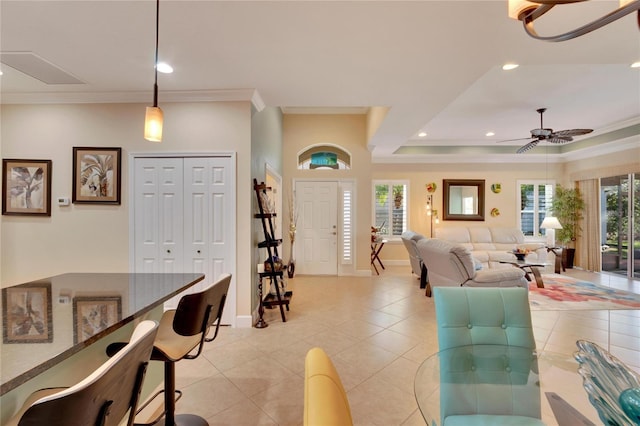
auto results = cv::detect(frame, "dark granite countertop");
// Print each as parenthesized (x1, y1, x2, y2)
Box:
(0, 272, 204, 395)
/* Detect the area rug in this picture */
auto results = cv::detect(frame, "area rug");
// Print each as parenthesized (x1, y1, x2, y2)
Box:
(528, 274, 640, 311)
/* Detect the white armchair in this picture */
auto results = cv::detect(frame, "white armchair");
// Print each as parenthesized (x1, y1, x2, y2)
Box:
(416, 238, 528, 296)
(400, 231, 428, 289)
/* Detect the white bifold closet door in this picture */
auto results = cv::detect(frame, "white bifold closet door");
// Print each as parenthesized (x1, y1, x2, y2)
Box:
(133, 156, 235, 325)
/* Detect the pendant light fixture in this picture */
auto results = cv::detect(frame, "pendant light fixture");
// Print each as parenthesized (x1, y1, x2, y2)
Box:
(144, 0, 163, 142)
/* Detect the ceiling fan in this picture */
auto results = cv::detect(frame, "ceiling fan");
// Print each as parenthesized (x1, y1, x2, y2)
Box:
(502, 108, 593, 153)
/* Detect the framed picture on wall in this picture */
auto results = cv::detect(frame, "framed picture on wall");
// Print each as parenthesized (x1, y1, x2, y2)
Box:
(72, 147, 121, 204)
(2, 283, 53, 343)
(2, 159, 52, 216)
(73, 296, 122, 344)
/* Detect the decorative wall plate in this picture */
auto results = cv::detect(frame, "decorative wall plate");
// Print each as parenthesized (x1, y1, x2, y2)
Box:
(491, 183, 501, 194)
(426, 182, 437, 193)
(490, 207, 500, 217)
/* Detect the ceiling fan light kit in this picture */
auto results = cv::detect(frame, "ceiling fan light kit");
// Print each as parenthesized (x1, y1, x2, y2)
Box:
(508, 0, 640, 42)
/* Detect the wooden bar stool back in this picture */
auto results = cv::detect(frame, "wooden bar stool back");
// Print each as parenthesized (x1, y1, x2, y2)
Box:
(7, 320, 159, 426)
(147, 273, 231, 426)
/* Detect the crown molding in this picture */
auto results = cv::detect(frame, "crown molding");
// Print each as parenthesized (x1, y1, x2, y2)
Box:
(0, 88, 262, 106)
(373, 137, 639, 165)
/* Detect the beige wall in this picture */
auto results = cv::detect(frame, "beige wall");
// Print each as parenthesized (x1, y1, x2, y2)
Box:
(282, 114, 372, 273)
(372, 161, 564, 262)
(564, 146, 640, 182)
(0, 101, 255, 320)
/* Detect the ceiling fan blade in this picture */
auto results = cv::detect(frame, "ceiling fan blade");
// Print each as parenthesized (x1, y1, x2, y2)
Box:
(517, 140, 539, 154)
(547, 137, 572, 144)
(553, 129, 593, 137)
(496, 137, 535, 143)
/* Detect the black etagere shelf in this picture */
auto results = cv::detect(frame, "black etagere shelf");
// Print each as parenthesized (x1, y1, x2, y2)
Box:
(253, 178, 292, 328)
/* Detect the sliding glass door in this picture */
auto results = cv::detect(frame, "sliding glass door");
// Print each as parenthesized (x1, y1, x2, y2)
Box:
(601, 174, 639, 278)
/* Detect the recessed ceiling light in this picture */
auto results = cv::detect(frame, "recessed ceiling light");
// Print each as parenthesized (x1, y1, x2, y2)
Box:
(486, 131, 495, 137)
(502, 63, 519, 71)
(156, 62, 173, 74)
(418, 132, 427, 137)
(631, 62, 640, 68)
(0, 70, 3, 76)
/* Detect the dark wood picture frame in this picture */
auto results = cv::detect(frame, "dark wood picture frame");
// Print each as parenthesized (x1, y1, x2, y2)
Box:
(2, 159, 52, 216)
(443, 179, 485, 221)
(2, 283, 53, 343)
(72, 147, 121, 204)
(73, 296, 122, 344)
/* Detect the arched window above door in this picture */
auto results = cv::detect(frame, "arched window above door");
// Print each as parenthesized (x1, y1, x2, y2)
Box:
(297, 145, 351, 170)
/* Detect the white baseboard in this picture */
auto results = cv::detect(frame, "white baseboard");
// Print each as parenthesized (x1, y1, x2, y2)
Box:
(235, 315, 253, 328)
(383, 260, 409, 266)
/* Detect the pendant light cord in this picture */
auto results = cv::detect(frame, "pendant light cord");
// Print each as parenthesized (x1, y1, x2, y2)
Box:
(153, 0, 159, 107)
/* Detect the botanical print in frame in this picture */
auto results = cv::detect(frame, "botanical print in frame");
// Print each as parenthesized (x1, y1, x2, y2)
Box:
(2, 283, 53, 343)
(72, 147, 121, 204)
(73, 296, 122, 344)
(2, 159, 52, 216)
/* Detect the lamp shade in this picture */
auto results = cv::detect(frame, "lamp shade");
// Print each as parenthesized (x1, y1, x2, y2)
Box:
(144, 106, 163, 142)
(541, 216, 562, 230)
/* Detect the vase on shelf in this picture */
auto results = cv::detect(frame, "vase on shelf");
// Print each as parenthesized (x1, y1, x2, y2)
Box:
(287, 261, 295, 279)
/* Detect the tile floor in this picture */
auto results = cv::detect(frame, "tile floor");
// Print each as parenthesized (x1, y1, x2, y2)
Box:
(172, 266, 640, 425)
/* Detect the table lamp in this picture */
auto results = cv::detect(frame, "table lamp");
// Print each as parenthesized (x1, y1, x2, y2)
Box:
(541, 216, 562, 247)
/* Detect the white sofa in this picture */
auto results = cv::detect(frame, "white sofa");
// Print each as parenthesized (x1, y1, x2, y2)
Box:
(434, 227, 547, 269)
(416, 238, 528, 296)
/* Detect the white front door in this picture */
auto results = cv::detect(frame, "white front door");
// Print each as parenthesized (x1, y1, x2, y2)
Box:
(295, 181, 338, 275)
(133, 155, 236, 325)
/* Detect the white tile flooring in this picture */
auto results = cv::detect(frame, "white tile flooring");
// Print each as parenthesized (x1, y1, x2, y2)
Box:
(172, 266, 640, 425)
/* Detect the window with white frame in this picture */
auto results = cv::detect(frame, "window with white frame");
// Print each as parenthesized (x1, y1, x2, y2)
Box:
(373, 181, 408, 238)
(517, 180, 555, 238)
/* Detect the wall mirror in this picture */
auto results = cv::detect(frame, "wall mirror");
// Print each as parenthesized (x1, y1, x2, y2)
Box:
(443, 179, 485, 221)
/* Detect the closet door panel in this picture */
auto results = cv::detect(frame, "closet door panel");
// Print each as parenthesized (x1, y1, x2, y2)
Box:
(134, 155, 235, 325)
(134, 158, 183, 272)
(184, 158, 209, 293)
(207, 158, 235, 325)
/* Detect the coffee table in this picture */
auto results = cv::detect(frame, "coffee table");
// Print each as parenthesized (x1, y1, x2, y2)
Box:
(414, 345, 599, 425)
(499, 259, 548, 288)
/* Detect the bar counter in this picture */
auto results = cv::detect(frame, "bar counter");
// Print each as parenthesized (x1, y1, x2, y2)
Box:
(0, 272, 204, 396)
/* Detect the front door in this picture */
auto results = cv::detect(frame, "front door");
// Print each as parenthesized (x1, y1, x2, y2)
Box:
(295, 181, 338, 275)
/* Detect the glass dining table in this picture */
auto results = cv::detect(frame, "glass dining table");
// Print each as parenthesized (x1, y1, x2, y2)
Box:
(414, 344, 600, 425)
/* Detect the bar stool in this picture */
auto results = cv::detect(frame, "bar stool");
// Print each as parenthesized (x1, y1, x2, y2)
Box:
(114, 273, 231, 426)
(6, 320, 158, 426)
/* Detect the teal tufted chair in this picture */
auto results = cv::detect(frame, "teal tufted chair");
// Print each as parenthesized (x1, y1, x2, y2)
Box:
(434, 286, 536, 351)
(433, 287, 544, 426)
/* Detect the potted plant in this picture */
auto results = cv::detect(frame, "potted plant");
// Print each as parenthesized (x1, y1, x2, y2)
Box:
(393, 186, 403, 209)
(550, 185, 585, 268)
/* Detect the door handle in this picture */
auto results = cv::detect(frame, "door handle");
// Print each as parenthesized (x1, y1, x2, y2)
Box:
(197, 250, 201, 254)
(166, 249, 171, 254)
